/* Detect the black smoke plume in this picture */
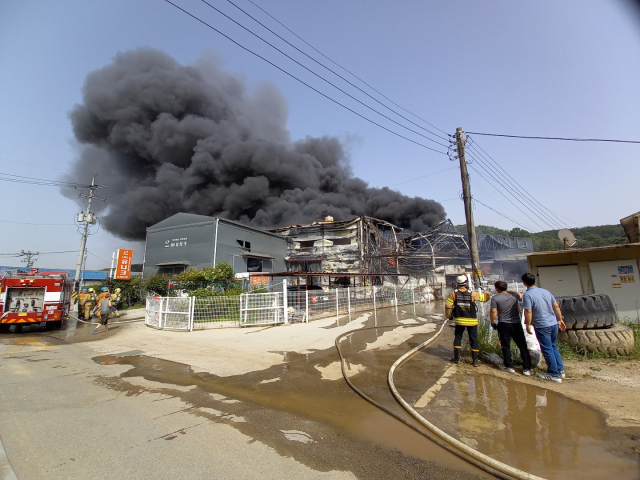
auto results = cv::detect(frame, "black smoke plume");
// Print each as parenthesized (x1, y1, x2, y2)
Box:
(65, 48, 446, 240)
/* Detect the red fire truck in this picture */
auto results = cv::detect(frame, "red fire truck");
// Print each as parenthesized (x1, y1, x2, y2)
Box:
(0, 269, 74, 332)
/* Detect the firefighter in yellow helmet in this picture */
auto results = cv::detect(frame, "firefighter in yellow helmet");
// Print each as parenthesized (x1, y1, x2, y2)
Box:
(84, 288, 97, 320)
(445, 275, 491, 366)
(109, 287, 121, 317)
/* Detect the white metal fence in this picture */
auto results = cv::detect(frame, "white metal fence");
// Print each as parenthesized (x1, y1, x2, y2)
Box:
(146, 284, 435, 331)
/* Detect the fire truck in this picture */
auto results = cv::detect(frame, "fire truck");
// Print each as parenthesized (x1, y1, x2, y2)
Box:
(0, 269, 74, 332)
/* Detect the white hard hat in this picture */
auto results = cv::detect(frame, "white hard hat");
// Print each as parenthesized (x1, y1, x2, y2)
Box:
(456, 275, 468, 286)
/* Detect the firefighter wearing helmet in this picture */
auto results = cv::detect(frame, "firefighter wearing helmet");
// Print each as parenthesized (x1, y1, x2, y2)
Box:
(110, 287, 121, 317)
(84, 288, 97, 320)
(445, 274, 491, 366)
(77, 288, 90, 320)
(92, 286, 110, 317)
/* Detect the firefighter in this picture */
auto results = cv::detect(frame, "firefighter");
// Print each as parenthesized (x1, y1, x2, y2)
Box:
(445, 275, 491, 366)
(92, 286, 110, 317)
(77, 288, 90, 320)
(110, 287, 121, 317)
(84, 288, 97, 320)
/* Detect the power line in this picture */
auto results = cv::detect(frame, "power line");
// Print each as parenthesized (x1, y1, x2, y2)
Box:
(0, 219, 75, 226)
(163, 0, 447, 154)
(0, 172, 91, 188)
(465, 148, 563, 230)
(466, 139, 568, 229)
(466, 131, 640, 144)
(198, 0, 448, 148)
(473, 197, 537, 232)
(243, 0, 450, 137)
(222, 0, 448, 143)
(389, 166, 458, 187)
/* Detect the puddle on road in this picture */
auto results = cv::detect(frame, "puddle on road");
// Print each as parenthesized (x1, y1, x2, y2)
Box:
(417, 373, 640, 480)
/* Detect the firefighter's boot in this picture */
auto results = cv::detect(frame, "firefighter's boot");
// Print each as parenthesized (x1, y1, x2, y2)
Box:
(472, 351, 481, 367)
(450, 348, 460, 364)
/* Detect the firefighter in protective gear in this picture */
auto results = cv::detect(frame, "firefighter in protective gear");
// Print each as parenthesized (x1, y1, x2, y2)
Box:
(445, 275, 491, 366)
(84, 288, 97, 320)
(92, 287, 110, 317)
(110, 287, 121, 317)
(77, 288, 90, 320)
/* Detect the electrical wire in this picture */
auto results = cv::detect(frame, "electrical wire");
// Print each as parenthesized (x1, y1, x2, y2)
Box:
(467, 139, 577, 228)
(389, 166, 458, 187)
(466, 131, 640, 144)
(0, 172, 90, 188)
(223, 0, 448, 143)
(0, 219, 75, 226)
(163, 0, 447, 154)
(243, 0, 450, 138)
(465, 149, 562, 231)
(472, 198, 537, 232)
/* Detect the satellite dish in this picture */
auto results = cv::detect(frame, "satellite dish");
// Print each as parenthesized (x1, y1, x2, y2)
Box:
(558, 229, 578, 249)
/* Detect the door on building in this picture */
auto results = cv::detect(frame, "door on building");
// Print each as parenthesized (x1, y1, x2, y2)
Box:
(589, 259, 640, 322)
(537, 265, 583, 297)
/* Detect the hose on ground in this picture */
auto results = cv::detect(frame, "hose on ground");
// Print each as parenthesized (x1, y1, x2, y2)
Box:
(387, 320, 546, 480)
(334, 320, 518, 480)
(69, 314, 145, 325)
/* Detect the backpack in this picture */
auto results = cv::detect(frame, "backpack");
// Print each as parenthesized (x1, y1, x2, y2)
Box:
(99, 298, 111, 316)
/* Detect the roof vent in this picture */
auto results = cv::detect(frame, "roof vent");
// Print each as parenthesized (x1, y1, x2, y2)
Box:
(324, 216, 334, 222)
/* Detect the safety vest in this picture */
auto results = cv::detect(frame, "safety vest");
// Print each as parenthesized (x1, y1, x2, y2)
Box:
(452, 290, 478, 326)
(78, 292, 90, 306)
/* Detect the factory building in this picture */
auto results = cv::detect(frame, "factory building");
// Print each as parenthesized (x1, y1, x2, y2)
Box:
(143, 213, 288, 276)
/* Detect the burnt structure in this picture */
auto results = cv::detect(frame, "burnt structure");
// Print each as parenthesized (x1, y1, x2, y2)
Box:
(269, 216, 533, 286)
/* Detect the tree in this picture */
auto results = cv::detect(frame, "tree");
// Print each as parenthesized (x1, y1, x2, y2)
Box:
(509, 228, 531, 238)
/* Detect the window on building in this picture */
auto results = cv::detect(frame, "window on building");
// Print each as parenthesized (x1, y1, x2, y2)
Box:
(329, 238, 351, 246)
(299, 240, 314, 248)
(236, 240, 251, 251)
(246, 257, 262, 272)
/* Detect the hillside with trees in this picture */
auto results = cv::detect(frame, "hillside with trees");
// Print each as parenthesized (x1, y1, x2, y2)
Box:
(455, 224, 627, 252)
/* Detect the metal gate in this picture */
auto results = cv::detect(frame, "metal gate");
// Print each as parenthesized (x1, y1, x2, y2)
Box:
(145, 296, 193, 330)
(239, 292, 285, 326)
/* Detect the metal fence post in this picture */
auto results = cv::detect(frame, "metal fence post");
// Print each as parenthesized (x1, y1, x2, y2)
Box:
(189, 296, 195, 331)
(305, 290, 309, 323)
(335, 288, 339, 318)
(283, 282, 289, 324)
(412, 288, 416, 316)
(373, 286, 376, 311)
(394, 284, 398, 309)
(347, 287, 351, 315)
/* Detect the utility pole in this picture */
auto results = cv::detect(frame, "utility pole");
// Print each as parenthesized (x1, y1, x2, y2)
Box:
(74, 176, 98, 292)
(20, 250, 39, 269)
(455, 127, 482, 289)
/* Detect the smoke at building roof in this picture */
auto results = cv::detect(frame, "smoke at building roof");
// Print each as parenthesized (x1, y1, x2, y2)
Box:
(63, 47, 446, 240)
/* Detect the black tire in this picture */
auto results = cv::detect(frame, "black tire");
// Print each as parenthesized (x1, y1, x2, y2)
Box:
(557, 294, 618, 329)
(558, 323, 636, 356)
(46, 321, 62, 330)
(0, 324, 10, 333)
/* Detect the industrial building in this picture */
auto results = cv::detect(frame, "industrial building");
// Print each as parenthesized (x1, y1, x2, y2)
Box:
(143, 213, 288, 276)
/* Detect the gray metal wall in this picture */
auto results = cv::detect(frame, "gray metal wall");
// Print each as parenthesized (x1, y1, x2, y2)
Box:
(215, 221, 287, 273)
(144, 221, 215, 275)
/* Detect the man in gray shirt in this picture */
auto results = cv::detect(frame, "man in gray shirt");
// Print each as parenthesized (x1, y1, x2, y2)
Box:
(490, 281, 532, 375)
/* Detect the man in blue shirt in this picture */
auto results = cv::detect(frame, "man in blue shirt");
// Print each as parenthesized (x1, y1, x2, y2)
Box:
(522, 273, 566, 383)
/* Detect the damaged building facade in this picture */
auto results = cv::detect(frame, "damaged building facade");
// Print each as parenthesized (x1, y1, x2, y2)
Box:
(268, 216, 532, 287)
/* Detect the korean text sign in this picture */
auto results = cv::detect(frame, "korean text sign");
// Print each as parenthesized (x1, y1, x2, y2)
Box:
(114, 249, 133, 280)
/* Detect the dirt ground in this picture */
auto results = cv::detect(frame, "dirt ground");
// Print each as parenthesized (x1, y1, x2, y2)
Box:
(458, 357, 640, 429)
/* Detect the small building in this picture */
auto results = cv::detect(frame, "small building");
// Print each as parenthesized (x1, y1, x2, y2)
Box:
(527, 243, 640, 322)
(143, 213, 288, 276)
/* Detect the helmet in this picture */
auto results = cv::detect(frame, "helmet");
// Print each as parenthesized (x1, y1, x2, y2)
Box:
(82, 288, 88, 292)
(101, 286, 109, 291)
(115, 288, 121, 293)
(88, 288, 95, 293)
(456, 275, 469, 286)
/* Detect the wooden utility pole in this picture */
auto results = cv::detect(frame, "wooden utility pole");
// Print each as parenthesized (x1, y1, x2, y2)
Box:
(455, 127, 482, 289)
(74, 176, 98, 292)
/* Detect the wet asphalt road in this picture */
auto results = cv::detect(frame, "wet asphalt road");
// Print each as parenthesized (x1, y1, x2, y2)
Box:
(0, 308, 488, 480)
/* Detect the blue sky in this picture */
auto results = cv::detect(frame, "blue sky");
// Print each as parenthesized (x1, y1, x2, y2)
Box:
(1, 0, 639, 269)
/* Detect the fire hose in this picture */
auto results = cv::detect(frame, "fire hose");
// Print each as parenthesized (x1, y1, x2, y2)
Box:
(335, 319, 546, 480)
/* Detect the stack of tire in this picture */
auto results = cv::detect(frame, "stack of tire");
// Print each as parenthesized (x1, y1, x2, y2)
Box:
(557, 293, 636, 356)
